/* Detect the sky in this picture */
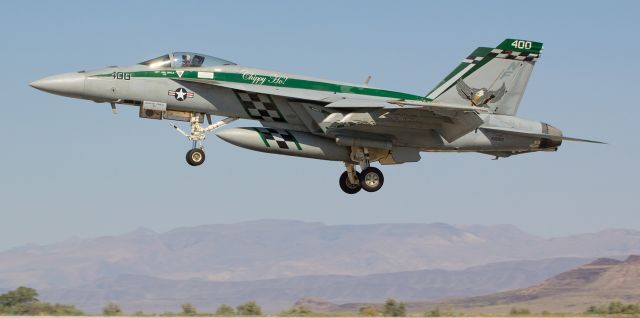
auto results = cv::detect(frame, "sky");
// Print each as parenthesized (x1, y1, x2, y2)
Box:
(0, 0, 638, 250)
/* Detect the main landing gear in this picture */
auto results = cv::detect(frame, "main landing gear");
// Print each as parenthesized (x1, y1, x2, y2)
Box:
(339, 164, 385, 194)
(339, 148, 385, 194)
(170, 113, 237, 166)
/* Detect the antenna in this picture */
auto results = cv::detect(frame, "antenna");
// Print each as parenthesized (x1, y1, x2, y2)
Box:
(363, 75, 372, 86)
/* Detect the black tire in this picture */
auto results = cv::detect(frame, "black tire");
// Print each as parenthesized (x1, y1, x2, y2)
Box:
(339, 171, 361, 194)
(186, 148, 205, 166)
(360, 167, 384, 192)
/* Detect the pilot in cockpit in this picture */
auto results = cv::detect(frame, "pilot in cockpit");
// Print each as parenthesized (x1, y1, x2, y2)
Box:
(139, 53, 235, 69)
(191, 55, 205, 67)
(181, 54, 191, 67)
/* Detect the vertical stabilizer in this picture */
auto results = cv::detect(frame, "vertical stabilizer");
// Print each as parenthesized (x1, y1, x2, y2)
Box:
(425, 39, 543, 115)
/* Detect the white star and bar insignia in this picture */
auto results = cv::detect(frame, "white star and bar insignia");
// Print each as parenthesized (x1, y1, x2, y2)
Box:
(168, 88, 194, 101)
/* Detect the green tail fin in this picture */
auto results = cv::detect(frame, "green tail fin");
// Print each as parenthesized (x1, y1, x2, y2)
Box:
(425, 39, 543, 116)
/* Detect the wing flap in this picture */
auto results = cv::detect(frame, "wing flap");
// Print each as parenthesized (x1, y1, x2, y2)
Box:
(325, 98, 490, 117)
(387, 100, 489, 113)
(319, 107, 484, 143)
(437, 111, 484, 142)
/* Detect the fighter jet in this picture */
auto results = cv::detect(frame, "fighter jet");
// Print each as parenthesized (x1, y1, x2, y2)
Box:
(30, 39, 602, 194)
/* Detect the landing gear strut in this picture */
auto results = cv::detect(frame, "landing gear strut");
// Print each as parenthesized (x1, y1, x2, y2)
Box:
(170, 113, 237, 167)
(339, 164, 361, 194)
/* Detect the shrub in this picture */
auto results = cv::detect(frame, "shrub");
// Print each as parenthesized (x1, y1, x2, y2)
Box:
(509, 307, 530, 316)
(181, 303, 197, 316)
(382, 299, 406, 317)
(425, 308, 441, 317)
(0, 287, 84, 316)
(0, 286, 38, 307)
(585, 301, 640, 315)
(279, 305, 313, 317)
(424, 307, 457, 317)
(103, 302, 123, 316)
(359, 305, 380, 317)
(215, 304, 235, 316)
(236, 301, 262, 316)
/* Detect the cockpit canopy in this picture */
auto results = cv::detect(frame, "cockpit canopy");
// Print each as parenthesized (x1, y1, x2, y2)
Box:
(139, 52, 236, 69)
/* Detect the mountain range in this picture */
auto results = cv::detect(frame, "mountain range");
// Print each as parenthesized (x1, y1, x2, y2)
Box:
(1, 220, 640, 313)
(307, 255, 640, 315)
(38, 257, 590, 313)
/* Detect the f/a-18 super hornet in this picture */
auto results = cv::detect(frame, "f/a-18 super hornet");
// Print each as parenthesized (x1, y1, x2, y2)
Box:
(30, 39, 602, 194)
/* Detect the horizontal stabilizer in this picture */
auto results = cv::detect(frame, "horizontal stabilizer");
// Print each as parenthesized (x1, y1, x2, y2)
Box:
(483, 126, 606, 144)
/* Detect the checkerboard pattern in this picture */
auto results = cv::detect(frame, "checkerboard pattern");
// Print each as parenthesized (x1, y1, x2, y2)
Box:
(254, 127, 302, 150)
(462, 54, 485, 64)
(463, 49, 539, 65)
(235, 91, 286, 122)
(488, 48, 540, 62)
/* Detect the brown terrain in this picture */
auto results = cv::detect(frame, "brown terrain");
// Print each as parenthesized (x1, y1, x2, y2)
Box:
(299, 255, 640, 315)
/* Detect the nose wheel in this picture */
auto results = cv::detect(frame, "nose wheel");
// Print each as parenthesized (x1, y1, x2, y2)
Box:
(170, 114, 237, 167)
(186, 148, 205, 166)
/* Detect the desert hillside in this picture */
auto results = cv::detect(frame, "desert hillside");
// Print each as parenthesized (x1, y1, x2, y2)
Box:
(298, 255, 640, 315)
(410, 255, 640, 314)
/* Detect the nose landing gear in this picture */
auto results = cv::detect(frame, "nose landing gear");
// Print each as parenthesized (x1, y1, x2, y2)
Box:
(170, 114, 237, 166)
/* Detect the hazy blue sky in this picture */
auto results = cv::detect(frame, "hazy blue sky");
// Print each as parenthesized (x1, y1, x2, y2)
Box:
(0, 1, 638, 250)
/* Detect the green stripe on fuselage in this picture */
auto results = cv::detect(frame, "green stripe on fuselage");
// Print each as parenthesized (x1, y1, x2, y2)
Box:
(95, 70, 425, 101)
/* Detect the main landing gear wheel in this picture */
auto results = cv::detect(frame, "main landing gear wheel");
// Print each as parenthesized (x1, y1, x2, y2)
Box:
(186, 148, 205, 166)
(360, 167, 384, 192)
(339, 171, 362, 194)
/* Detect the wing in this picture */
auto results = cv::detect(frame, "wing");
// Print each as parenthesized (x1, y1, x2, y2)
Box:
(174, 77, 486, 142)
(174, 77, 488, 113)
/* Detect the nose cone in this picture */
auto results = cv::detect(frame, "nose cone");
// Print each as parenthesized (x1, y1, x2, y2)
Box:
(30, 72, 86, 98)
